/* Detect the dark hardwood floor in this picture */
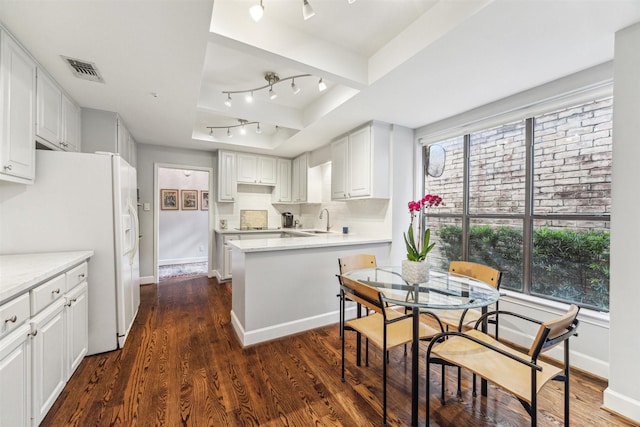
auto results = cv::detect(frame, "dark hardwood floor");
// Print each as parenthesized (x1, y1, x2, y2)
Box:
(41, 275, 635, 426)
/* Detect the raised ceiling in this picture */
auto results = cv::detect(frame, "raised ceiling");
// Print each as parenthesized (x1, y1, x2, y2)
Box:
(1, 0, 639, 158)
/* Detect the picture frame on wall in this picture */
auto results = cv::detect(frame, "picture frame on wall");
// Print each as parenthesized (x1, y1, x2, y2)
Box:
(201, 191, 209, 210)
(181, 189, 198, 210)
(160, 189, 179, 210)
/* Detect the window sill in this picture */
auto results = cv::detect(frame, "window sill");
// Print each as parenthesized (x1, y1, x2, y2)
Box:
(500, 289, 610, 328)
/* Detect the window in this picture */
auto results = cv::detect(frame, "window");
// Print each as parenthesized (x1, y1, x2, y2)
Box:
(424, 98, 611, 311)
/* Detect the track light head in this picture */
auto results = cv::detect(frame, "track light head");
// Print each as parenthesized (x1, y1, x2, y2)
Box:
(224, 93, 232, 107)
(249, 0, 264, 22)
(269, 86, 277, 100)
(302, 0, 315, 20)
(256, 123, 262, 134)
(318, 78, 327, 92)
(227, 128, 232, 138)
(245, 91, 254, 103)
(291, 79, 300, 95)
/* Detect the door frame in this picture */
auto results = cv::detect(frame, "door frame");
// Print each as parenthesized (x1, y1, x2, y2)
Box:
(153, 162, 214, 283)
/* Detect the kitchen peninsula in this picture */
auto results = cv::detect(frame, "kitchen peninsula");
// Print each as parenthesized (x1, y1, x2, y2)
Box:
(226, 232, 391, 346)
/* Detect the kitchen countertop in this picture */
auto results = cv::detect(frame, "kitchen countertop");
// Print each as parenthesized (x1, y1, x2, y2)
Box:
(226, 232, 391, 253)
(0, 250, 94, 305)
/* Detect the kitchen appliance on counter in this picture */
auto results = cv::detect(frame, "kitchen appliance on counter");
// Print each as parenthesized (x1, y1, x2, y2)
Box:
(282, 212, 294, 228)
(0, 150, 140, 355)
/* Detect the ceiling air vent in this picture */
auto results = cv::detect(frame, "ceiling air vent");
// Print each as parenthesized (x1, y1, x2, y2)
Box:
(62, 56, 104, 83)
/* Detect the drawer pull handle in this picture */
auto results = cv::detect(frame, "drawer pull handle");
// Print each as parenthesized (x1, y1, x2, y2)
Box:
(78, 273, 85, 279)
(3, 164, 12, 171)
(28, 330, 38, 337)
(4, 315, 17, 323)
(52, 288, 61, 294)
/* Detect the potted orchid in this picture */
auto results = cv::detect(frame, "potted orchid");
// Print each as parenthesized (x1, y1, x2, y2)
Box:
(402, 194, 442, 283)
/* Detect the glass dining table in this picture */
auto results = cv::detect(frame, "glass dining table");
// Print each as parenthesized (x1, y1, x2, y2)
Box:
(341, 266, 500, 426)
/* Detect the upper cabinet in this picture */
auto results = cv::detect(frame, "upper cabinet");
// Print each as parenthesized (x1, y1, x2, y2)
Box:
(0, 29, 37, 184)
(217, 150, 237, 202)
(331, 122, 390, 200)
(272, 158, 292, 203)
(81, 108, 136, 167)
(36, 68, 81, 152)
(291, 153, 308, 203)
(236, 153, 277, 185)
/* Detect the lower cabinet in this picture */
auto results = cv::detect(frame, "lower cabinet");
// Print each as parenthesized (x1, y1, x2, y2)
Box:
(0, 324, 32, 427)
(0, 260, 89, 427)
(31, 299, 66, 426)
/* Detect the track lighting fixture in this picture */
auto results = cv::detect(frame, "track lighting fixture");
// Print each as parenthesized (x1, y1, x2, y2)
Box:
(302, 0, 315, 20)
(207, 119, 264, 137)
(222, 72, 326, 106)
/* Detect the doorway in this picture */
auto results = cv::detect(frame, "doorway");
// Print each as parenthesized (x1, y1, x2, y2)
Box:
(155, 165, 212, 281)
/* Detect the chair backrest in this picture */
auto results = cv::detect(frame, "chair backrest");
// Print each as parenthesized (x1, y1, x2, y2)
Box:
(338, 254, 377, 275)
(340, 275, 384, 316)
(448, 261, 502, 290)
(529, 304, 580, 359)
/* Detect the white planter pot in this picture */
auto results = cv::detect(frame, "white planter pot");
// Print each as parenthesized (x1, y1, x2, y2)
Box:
(401, 259, 429, 284)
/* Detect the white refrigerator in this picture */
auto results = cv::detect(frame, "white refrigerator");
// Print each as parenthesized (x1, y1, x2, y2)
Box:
(0, 150, 140, 355)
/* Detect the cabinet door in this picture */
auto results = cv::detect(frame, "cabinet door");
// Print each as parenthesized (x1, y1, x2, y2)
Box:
(236, 153, 258, 184)
(257, 156, 277, 185)
(31, 299, 66, 426)
(65, 282, 88, 380)
(347, 126, 372, 198)
(292, 153, 307, 202)
(0, 324, 31, 427)
(217, 151, 236, 202)
(36, 68, 62, 146)
(331, 136, 349, 199)
(272, 158, 292, 203)
(61, 94, 80, 152)
(0, 31, 36, 182)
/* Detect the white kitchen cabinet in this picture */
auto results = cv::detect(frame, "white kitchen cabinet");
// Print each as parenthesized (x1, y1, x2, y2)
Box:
(291, 153, 308, 203)
(272, 158, 292, 203)
(0, 324, 31, 427)
(65, 281, 88, 380)
(36, 68, 62, 147)
(237, 153, 277, 185)
(0, 29, 37, 184)
(331, 122, 390, 200)
(81, 108, 136, 166)
(30, 298, 66, 426)
(216, 234, 239, 281)
(217, 150, 237, 202)
(61, 93, 81, 152)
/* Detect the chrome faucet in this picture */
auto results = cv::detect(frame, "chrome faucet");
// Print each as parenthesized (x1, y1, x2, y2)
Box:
(319, 208, 331, 231)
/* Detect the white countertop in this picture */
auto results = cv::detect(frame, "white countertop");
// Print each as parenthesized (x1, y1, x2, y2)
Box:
(0, 251, 94, 304)
(226, 232, 391, 253)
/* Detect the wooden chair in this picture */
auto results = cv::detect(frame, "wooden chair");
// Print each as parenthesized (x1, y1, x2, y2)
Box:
(340, 275, 443, 427)
(425, 304, 580, 427)
(426, 261, 502, 395)
(337, 254, 377, 344)
(430, 261, 503, 335)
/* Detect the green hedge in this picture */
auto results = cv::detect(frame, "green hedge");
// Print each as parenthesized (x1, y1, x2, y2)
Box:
(438, 225, 609, 311)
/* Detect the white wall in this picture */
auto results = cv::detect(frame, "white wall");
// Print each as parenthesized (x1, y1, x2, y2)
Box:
(158, 168, 208, 265)
(604, 21, 640, 422)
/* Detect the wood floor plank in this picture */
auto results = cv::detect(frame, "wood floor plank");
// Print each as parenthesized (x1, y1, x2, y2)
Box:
(39, 275, 637, 427)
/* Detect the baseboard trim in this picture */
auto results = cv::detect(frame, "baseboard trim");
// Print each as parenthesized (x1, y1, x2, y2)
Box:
(140, 275, 155, 285)
(230, 309, 348, 347)
(603, 387, 640, 424)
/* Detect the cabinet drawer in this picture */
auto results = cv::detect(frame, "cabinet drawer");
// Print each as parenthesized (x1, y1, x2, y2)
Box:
(0, 293, 30, 339)
(223, 235, 240, 244)
(30, 274, 65, 315)
(66, 262, 88, 290)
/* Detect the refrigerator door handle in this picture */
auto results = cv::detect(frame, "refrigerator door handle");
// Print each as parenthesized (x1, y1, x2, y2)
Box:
(127, 201, 140, 266)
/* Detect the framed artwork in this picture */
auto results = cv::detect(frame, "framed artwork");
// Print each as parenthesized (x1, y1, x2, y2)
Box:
(160, 189, 178, 210)
(181, 189, 198, 210)
(201, 191, 209, 210)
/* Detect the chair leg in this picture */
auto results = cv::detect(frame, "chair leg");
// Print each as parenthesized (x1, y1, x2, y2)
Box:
(341, 329, 346, 382)
(426, 356, 432, 425)
(383, 346, 388, 427)
(457, 366, 462, 397)
(441, 364, 446, 405)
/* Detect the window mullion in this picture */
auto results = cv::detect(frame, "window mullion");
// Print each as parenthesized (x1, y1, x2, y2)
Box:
(523, 118, 534, 295)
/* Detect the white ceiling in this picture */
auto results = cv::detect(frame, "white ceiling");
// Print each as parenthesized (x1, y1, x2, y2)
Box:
(1, 0, 639, 159)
